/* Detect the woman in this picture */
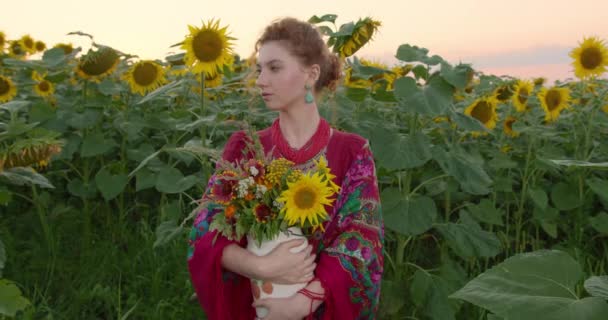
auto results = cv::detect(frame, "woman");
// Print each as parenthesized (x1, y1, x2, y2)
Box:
(188, 17, 384, 320)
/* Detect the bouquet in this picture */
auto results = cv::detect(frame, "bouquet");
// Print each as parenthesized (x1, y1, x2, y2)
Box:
(200, 128, 340, 318)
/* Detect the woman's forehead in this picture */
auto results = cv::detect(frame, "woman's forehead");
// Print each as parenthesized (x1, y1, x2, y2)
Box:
(257, 41, 296, 65)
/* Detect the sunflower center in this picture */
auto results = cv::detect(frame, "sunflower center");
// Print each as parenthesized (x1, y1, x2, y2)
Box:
(506, 118, 515, 130)
(192, 30, 223, 62)
(78, 48, 119, 76)
(294, 187, 317, 210)
(471, 101, 492, 123)
(581, 47, 603, 69)
(496, 85, 513, 101)
(0, 78, 9, 95)
(23, 38, 34, 49)
(11, 42, 23, 55)
(133, 62, 158, 86)
(38, 81, 50, 92)
(545, 89, 562, 111)
(517, 88, 529, 104)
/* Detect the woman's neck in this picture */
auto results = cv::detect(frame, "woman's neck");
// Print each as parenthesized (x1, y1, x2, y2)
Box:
(277, 104, 321, 150)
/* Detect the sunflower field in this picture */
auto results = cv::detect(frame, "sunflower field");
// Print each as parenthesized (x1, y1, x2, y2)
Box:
(1, 14, 608, 320)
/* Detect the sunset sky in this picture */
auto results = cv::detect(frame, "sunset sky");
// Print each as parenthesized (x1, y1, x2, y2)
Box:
(2, 0, 607, 82)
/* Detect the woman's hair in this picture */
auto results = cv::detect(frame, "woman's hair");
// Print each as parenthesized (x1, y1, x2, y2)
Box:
(255, 17, 342, 92)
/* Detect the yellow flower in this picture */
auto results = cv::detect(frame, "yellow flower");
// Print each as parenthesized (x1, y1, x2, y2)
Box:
(570, 36, 608, 79)
(266, 158, 295, 186)
(182, 19, 234, 75)
(494, 83, 515, 102)
(0, 75, 17, 102)
(20, 35, 36, 54)
(0, 31, 6, 49)
(500, 145, 512, 154)
(503, 116, 519, 137)
(533, 77, 546, 87)
(201, 71, 223, 88)
(313, 156, 340, 193)
(601, 104, 608, 113)
(76, 46, 120, 82)
(538, 86, 570, 122)
(34, 40, 46, 52)
(277, 172, 334, 227)
(464, 96, 499, 130)
(123, 60, 167, 95)
(9, 40, 26, 57)
(53, 43, 74, 55)
(32, 71, 54, 97)
(512, 80, 534, 112)
(335, 17, 381, 58)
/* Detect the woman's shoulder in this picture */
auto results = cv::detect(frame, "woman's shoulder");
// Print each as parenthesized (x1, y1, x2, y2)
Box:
(330, 128, 370, 155)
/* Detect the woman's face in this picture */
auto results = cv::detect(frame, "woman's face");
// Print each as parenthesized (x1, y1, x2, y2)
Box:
(256, 41, 313, 111)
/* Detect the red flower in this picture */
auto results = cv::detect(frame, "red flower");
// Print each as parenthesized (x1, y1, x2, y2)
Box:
(211, 171, 237, 204)
(254, 203, 273, 223)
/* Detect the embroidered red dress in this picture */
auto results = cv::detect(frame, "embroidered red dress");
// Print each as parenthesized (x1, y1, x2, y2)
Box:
(187, 118, 384, 319)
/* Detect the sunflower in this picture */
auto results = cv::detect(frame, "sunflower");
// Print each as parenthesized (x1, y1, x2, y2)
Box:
(166, 53, 188, 76)
(0, 31, 6, 49)
(334, 17, 382, 58)
(602, 104, 608, 113)
(512, 80, 533, 112)
(54, 43, 74, 55)
(464, 96, 499, 130)
(533, 77, 546, 87)
(34, 40, 46, 52)
(277, 172, 335, 227)
(313, 156, 340, 193)
(503, 116, 519, 137)
(0, 142, 62, 172)
(538, 86, 570, 122)
(182, 19, 234, 75)
(494, 83, 515, 102)
(201, 71, 223, 88)
(570, 36, 608, 79)
(0, 75, 17, 103)
(76, 46, 120, 82)
(32, 71, 54, 97)
(123, 60, 167, 95)
(19, 35, 36, 54)
(9, 40, 26, 57)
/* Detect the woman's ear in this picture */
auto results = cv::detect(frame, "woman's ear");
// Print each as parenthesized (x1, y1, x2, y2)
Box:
(309, 64, 321, 83)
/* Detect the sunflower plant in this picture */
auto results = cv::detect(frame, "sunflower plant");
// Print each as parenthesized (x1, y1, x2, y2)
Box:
(203, 130, 339, 246)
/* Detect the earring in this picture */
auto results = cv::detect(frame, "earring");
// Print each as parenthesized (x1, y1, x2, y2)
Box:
(305, 84, 314, 104)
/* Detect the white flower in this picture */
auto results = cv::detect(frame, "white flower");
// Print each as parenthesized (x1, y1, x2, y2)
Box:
(249, 166, 259, 177)
(255, 184, 268, 199)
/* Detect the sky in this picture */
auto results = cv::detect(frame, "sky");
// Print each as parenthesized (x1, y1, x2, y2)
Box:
(2, 0, 608, 82)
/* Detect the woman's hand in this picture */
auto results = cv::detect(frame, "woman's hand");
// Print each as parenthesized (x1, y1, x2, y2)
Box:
(253, 294, 309, 320)
(258, 239, 316, 284)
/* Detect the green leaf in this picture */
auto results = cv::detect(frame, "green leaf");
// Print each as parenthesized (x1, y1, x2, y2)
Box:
(137, 79, 185, 105)
(381, 188, 437, 236)
(529, 187, 549, 210)
(435, 223, 501, 258)
(154, 220, 184, 248)
(370, 128, 431, 170)
(67, 178, 97, 199)
(66, 109, 101, 130)
(95, 167, 128, 201)
(548, 160, 608, 169)
(0, 167, 54, 189)
(0, 188, 12, 206)
(450, 250, 608, 320)
(155, 167, 198, 194)
(345, 87, 369, 102)
(551, 182, 581, 211)
(432, 147, 492, 195)
(379, 279, 407, 316)
(394, 76, 453, 116)
(589, 212, 608, 235)
(42, 47, 67, 67)
(448, 108, 489, 132)
(97, 79, 124, 96)
(0, 279, 30, 317)
(395, 44, 444, 65)
(585, 276, 608, 300)
(410, 270, 456, 320)
(467, 199, 504, 226)
(135, 169, 156, 192)
(0, 239, 5, 276)
(440, 63, 473, 89)
(308, 14, 337, 24)
(586, 178, 608, 202)
(80, 132, 116, 157)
